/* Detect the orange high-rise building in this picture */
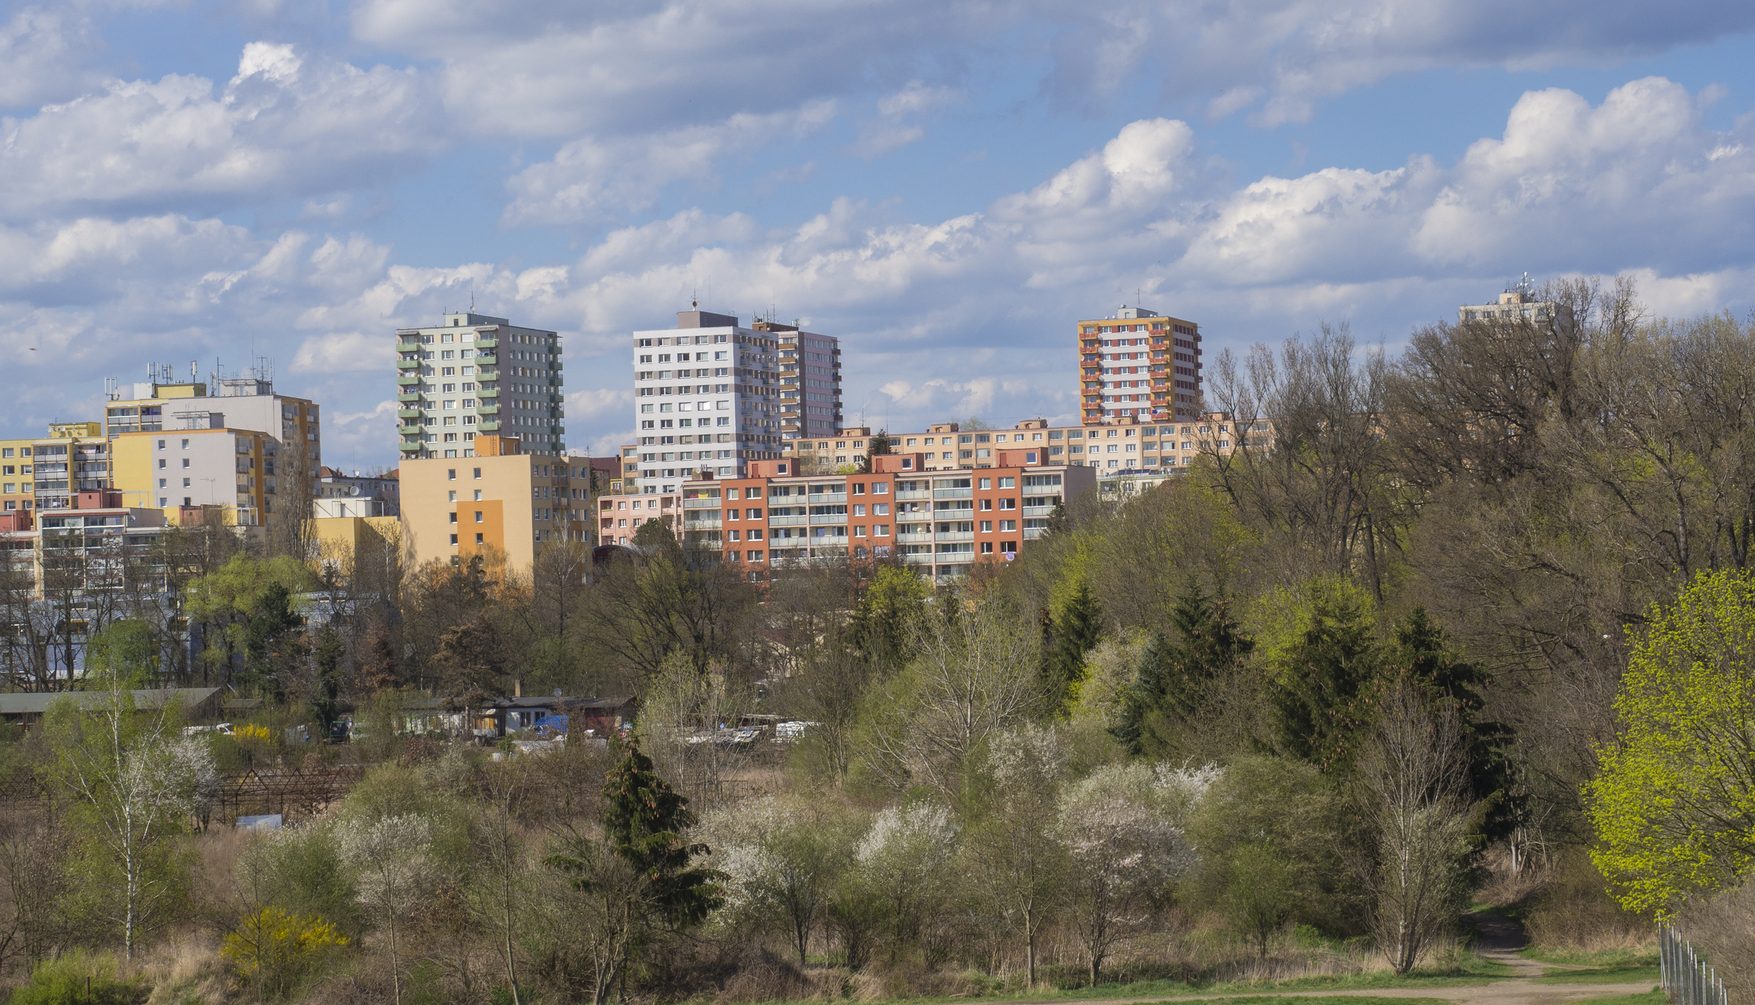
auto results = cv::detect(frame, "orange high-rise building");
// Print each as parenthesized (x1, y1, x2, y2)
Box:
(1077, 306, 1201, 424)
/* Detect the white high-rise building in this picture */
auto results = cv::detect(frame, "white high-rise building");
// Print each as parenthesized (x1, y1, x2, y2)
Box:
(633, 308, 784, 495)
(396, 312, 564, 460)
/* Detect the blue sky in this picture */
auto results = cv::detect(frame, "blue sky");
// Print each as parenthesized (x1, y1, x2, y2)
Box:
(5, 0, 1755, 469)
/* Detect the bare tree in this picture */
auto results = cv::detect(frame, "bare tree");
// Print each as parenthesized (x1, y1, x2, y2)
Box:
(1355, 679, 1475, 974)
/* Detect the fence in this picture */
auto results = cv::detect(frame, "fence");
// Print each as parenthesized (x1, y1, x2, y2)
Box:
(1661, 923, 1730, 1005)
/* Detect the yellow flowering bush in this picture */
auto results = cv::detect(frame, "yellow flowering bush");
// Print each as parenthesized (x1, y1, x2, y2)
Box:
(222, 906, 349, 997)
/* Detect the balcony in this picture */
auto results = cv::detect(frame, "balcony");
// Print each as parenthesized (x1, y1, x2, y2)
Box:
(397, 374, 421, 387)
(937, 531, 974, 543)
(474, 335, 498, 350)
(897, 531, 933, 544)
(807, 491, 847, 504)
(396, 356, 420, 370)
(1023, 504, 1056, 517)
(397, 391, 422, 404)
(682, 497, 721, 509)
(932, 486, 972, 500)
(479, 404, 500, 416)
(479, 386, 499, 399)
(397, 408, 421, 420)
(811, 534, 849, 547)
(896, 489, 931, 501)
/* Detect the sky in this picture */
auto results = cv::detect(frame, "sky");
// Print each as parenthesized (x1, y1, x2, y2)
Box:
(5, 1, 1755, 470)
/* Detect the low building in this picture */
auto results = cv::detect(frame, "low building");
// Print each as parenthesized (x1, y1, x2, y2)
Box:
(0, 687, 222, 732)
(681, 451, 1095, 583)
(318, 467, 400, 517)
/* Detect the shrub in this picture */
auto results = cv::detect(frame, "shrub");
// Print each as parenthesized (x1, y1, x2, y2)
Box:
(8, 951, 146, 1005)
(221, 906, 349, 998)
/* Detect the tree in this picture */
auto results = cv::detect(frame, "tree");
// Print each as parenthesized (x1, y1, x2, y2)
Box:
(337, 814, 434, 1005)
(1056, 762, 1199, 985)
(703, 794, 858, 966)
(1266, 578, 1382, 772)
(41, 622, 216, 960)
(1191, 755, 1363, 943)
(432, 612, 511, 734)
(1041, 577, 1103, 716)
(182, 555, 315, 690)
(851, 801, 959, 966)
(1115, 582, 1255, 759)
(551, 739, 720, 1005)
(963, 724, 1069, 987)
(1585, 570, 1755, 917)
(852, 593, 1041, 794)
(1355, 678, 1476, 974)
(845, 564, 929, 672)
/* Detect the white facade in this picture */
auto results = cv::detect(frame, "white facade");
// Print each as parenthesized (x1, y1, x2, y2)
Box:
(633, 309, 783, 495)
(397, 312, 564, 460)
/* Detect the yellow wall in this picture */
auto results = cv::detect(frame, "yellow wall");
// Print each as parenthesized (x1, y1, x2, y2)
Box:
(109, 434, 156, 511)
(0, 438, 35, 512)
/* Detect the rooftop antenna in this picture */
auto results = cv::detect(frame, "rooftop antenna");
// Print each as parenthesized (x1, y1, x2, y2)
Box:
(469, 282, 475, 312)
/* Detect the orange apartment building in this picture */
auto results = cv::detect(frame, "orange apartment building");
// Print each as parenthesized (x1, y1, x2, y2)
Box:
(1078, 305, 1201, 424)
(680, 450, 1095, 582)
(399, 435, 593, 574)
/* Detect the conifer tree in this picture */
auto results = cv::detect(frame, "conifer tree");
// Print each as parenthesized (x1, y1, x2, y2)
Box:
(1041, 578, 1102, 716)
(1115, 582, 1254, 757)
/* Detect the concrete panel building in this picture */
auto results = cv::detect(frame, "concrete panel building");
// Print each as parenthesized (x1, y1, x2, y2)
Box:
(1078, 305, 1202, 424)
(633, 308, 785, 495)
(397, 312, 563, 460)
(399, 435, 592, 575)
(681, 450, 1095, 583)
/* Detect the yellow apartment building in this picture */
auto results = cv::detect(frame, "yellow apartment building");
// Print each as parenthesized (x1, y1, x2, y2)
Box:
(400, 435, 594, 575)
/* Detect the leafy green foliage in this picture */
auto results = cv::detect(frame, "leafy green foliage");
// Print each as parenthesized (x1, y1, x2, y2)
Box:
(7, 951, 145, 1005)
(1115, 582, 1255, 759)
(1586, 570, 1755, 917)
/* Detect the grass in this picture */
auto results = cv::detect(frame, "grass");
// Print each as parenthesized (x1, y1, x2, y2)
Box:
(1531, 966, 1660, 986)
(1124, 998, 1454, 1005)
(1521, 947, 1658, 968)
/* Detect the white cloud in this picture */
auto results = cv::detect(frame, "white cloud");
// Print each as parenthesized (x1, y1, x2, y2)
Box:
(0, 43, 441, 218)
(504, 100, 836, 226)
(0, 7, 95, 108)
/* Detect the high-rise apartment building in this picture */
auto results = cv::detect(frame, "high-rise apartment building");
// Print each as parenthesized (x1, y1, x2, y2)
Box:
(1078, 306, 1201, 424)
(397, 311, 564, 460)
(754, 318, 842, 440)
(1458, 276, 1574, 330)
(633, 308, 785, 495)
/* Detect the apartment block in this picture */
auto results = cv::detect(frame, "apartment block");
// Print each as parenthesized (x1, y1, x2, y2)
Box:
(1459, 276, 1574, 330)
(109, 425, 277, 526)
(0, 490, 169, 598)
(399, 435, 593, 574)
(596, 492, 681, 548)
(105, 369, 321, 469)
(398, 312, 563, 460)
(633, 308, 784, 495)
(30, 423, 110, 513)
(0, 438, 36, 513)
(790, 414, 1269, 478)
(1078, 305, 1202, 423)
(680, 451, 1095, 583)
(754, 318, 842, 440)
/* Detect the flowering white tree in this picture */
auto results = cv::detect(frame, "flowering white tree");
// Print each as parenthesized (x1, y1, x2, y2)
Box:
(702, 794, 857, 965)
(855, 801, 960, 964)
(337, 813, 435, 1005)
(1056, 762, 1199, 985)
(43, 636, 216, 961)
(965, 723, 1069, 987)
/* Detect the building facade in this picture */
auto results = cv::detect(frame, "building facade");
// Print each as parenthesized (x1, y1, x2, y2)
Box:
(397, 312, 564, 460)
(30, 423, 110, 514)
(1459, 276, 1575, 330)
(595, 492, 681, 548)
(681, 451, 1095, 583)
(789, 413, 1268, 477)
(633, 308, 785, 495)
(1078, 306, 1202, 423)
(399, 435, 593, 574)
(755, 318, 842, 441)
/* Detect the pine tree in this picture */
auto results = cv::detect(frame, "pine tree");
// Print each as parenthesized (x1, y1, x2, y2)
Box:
(1041, 578, 1102, 716)
(1114, 583, 1254, 757)
(1270, 587, 1380, 772)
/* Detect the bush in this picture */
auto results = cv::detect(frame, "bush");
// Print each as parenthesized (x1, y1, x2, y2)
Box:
(8, 951, 147, 1005)
(220, 907, 349, 998)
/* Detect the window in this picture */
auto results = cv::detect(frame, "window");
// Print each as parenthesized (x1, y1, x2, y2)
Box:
(474, 510, 484, 523)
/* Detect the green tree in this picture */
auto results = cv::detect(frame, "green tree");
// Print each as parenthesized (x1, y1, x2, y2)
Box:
(183, 555, 315, 690)
(42, 622, 216, 960)
(551, 739, 720, 1005)
(845, 564, 929, 672)
(1267, 580, 1382, 772)
(1585, 570, 1755, 917)
(1115, 583, 1254, 759)
(1041, 577, 1103, 716)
